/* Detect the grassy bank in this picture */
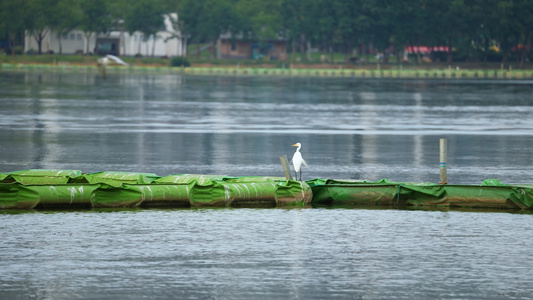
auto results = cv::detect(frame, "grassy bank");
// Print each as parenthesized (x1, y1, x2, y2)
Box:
(1, 53, 532, 71)
(2, 53, 532, 79)
(2, 62, 532, 80)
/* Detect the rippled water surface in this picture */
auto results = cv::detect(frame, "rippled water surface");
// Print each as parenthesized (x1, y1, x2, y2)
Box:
(1, 72, 533, 183)
(1, 71, 533, 299)
(2, 208, 533, 300)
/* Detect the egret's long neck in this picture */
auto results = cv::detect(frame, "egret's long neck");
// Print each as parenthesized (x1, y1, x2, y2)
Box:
(296, 146, 301, 152)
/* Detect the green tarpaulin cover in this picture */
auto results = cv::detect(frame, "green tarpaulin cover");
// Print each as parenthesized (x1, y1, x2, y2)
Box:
(0, 170, 311, 209)
(307, 178, 533, 209)
(2, 170, 533, 210)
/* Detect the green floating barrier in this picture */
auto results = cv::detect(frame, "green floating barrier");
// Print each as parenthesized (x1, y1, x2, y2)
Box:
(0, 170, 312, 209)
(93, 184, 191, 208)
(308, 178, 533, 209)
(154, 174, 310, 207)
(0, 183, 99, 209)
(0, 183, 40, 209)
(309, 178, 401, 206)
(276, 180, 312, 206)
(27, 184, 100, 208)
(4, 170, 533, 210)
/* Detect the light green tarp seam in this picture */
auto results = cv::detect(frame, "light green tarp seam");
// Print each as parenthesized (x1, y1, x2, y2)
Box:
(84, 171, 160, 187)
(306, 178, 437, 187)
(153, 174, 231, 185)
(222, 176, 288, 182)
(481, 179, 508, 186)
(153, 174, 287, 184)
(3, 169, 84, 185)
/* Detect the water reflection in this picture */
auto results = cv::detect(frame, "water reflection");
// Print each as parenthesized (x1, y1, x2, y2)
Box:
(1, 72, 533, 184)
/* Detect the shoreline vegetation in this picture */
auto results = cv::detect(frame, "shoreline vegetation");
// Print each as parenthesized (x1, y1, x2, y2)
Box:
(1, 54, 532, 79)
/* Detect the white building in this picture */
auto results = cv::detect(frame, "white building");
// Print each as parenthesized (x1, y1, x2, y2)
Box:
(25, 13, 184, 57)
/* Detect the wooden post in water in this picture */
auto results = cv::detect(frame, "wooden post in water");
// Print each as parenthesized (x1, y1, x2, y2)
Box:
(439, 138, 448, 184)
(280, 155, 294, 180)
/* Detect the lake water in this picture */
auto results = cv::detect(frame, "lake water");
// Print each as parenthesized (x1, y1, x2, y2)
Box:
(1, 72, 532, 183)
(1, 71, 533, 299)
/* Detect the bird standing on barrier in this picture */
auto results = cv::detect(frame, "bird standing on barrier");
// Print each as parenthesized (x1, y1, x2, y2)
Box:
(290, 142, 308, 181)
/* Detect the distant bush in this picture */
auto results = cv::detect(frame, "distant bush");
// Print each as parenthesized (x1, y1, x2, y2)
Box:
(485, 51, 503, 62)
(170, 56, 190, 67)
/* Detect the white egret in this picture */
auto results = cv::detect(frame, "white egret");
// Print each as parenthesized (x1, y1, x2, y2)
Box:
(97, 54, 128, 80)
(290, 142, 308, 181)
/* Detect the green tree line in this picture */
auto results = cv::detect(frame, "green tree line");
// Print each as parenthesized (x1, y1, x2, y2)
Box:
(1, 0, 532, 65)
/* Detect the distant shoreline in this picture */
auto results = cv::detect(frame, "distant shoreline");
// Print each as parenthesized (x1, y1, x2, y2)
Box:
(1, 54, 532, 70)
(2, 62, 532, 80)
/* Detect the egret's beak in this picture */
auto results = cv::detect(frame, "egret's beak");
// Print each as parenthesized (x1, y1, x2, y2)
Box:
(292, 144, 298, 147)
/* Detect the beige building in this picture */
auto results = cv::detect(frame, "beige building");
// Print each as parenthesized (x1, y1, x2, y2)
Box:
(25, 14, 184, 57)
(217, 33, 287, 60)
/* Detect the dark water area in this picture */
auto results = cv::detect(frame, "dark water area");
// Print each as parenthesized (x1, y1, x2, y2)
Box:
(1, 71, 533, 299)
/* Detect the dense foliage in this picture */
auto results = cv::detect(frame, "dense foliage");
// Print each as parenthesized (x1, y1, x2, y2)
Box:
(0, 0, 531, 64)
(170, 56, 191, 67)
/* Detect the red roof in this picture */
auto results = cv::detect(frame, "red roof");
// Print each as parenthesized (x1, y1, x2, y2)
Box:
(407, 46, 449, 53)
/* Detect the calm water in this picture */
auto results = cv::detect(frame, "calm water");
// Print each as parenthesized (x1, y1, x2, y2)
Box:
(1, 72, 533, 183)
(1, 71, 533, 299)
(2, 208, 533, 299)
